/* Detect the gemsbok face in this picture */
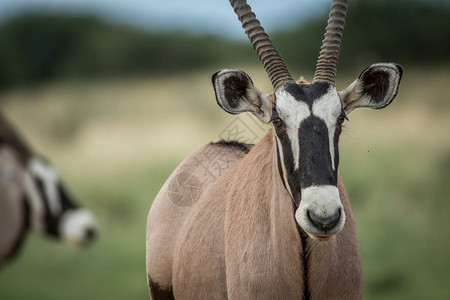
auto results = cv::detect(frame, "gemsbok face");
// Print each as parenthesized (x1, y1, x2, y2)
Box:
(212, 0, 402, 239)
(24, 156, 97, 246)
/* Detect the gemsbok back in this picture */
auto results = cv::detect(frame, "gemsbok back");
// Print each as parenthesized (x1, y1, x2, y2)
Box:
(0, 111, 97, 267)
(146, 0, 403, 299)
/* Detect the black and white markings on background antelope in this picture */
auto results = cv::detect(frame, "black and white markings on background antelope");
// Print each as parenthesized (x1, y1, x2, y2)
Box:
(0, 112, 98, 266)
(147, 0, 403, 299)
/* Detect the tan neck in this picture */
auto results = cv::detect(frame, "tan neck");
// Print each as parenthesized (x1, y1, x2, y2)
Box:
(224, 131, 305, 298)
(225, 130, 362, 299)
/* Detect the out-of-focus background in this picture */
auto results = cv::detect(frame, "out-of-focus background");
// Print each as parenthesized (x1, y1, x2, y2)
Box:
(0, 0, 449, 299)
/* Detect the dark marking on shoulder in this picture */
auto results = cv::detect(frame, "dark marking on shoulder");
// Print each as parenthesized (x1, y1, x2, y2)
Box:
(210, 140, 254, 154)
(148, 277, 175, 300)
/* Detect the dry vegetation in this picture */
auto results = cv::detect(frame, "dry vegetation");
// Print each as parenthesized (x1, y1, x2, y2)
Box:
(0, 65, 449, 299)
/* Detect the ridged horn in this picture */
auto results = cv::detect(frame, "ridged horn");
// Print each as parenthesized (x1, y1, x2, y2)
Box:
(230, 0, 294, 90)
(313, 0, 348, 85)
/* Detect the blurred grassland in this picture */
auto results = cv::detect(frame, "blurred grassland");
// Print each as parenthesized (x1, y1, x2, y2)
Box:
(0, 64, 449, 299)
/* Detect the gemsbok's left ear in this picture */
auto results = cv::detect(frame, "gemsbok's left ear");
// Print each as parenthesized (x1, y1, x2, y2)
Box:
(339, 63, 403, 114)
(212, 69, 272, 123)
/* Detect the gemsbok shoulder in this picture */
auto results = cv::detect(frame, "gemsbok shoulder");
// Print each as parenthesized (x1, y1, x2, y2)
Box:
(0, 111, 97, 267)
(146, 0, 403, 299)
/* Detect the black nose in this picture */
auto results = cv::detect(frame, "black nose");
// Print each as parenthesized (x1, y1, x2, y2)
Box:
(84, 228, 97, 242)
(308, 209, 341, 232)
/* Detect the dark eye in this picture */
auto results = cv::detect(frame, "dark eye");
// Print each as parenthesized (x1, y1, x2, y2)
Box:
(272, 118, 284, 128)
(337, 112, 347, 126)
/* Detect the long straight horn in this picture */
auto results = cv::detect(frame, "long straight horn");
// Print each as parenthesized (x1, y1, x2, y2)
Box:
(230, 0, 294, 90)
(313, 0, 348, 85)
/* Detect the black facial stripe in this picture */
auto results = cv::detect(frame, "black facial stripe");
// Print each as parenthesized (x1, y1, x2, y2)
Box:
(58, 184, 78, 211)
(34, 177, 59, 235)
(275, 118, 340, 205)
(275, 128, 302, 206)
(33, 177, 79, 237)
(285, 81, 332, 108)
(298, 116, 337, 188)
(333, 126, 341, 179)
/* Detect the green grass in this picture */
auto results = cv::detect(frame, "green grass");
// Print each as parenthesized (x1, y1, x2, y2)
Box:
(342, 147, 450, 299)
(0, 66, 449, 299)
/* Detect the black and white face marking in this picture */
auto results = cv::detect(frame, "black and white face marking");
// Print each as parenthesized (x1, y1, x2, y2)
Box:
(212, 64, 403, 239)
(272, 82, 346, 238)
(23, 157, 97, 246)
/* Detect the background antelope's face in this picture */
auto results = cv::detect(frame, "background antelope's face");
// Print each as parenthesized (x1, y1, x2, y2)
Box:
(213, 63, 403, 239)
(24, 157, 97, 246)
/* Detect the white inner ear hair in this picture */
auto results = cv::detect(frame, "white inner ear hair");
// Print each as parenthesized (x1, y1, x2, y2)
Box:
(368, 64, 400, 107)
(23, 172, 45, 232)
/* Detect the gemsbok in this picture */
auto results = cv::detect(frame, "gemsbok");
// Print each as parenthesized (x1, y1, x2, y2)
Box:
(146, 0, 403, 299)
(0, 111, 97, 267)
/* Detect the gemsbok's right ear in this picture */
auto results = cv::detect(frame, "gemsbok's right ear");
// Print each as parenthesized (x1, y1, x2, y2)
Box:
(212, 69, 272, 123)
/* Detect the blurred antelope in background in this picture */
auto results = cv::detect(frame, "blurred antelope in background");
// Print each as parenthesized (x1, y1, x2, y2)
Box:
(0, 112, 97, 267)
(146, 0, 402, 299)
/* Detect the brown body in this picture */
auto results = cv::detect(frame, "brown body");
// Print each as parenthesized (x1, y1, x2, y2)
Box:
(0, 146, 27, 264)
(0, 112, 30, 264)
(146, 132, 362, 299)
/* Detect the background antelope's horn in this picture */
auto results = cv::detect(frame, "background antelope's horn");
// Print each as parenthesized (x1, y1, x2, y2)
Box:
(313, 0, 348, 85)
(230, 0, 294, 90)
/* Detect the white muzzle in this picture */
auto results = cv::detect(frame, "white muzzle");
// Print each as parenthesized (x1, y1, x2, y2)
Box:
(295, 185, 345, 239)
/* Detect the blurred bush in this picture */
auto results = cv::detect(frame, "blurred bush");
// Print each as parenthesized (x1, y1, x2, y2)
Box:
(275, 0, 450, 72)
(0, 14, 253, 90)
(0, 0, 449, 90)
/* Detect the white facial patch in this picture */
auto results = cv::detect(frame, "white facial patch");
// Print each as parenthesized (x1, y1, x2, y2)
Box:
(23, 171, 45, 232)
(295, 185, 345, 237)
(59, 209, 97, 246)
(275, 89, 311, 170)
(311, 87, 342, 170)
(28, 157, 61, 216)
